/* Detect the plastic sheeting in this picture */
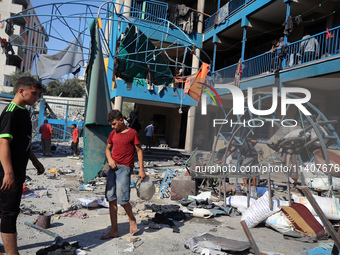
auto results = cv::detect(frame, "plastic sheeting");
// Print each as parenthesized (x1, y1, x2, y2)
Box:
(115, 24, 174, 86)
(83, 18, 112, 182)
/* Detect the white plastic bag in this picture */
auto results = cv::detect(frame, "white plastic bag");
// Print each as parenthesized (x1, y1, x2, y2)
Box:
(292, 194, 340, 220)
(241, 191, 289, 228)
(135, 176, 155, 200)
(225, 195, 256, 209)
(265, 211, 294, 233)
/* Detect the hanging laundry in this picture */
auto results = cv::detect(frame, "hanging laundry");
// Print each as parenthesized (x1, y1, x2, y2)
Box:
(177, 4, 196, 34)
(0, 38, 15, 60)
(167, 4, 178, 25)
(234, 58, 242, 87)
(326, 28, 334, 40)
(214, 2, 229, 26)
(295, 15, 303, 25)
(185, 63, 210, 102)
(283, 15, 293, 35)
(35, 34, 84, 84)
(177, 4, 190, 16)
(5, 20, 14, 36)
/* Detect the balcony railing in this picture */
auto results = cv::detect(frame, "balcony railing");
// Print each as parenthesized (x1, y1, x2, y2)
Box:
(204, 0, 252, 32)
(214, 63, 238, 84)
(214, 25, 340, 81)
(131, 0, 168, 23)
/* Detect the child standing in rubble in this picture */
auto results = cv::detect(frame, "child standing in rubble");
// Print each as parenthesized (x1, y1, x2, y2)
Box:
(101, 109, 146, 239)
(0, 77, 45, 255)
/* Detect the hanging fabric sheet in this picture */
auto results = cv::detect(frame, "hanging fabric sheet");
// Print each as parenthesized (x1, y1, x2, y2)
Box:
(214, 2, 229, 26)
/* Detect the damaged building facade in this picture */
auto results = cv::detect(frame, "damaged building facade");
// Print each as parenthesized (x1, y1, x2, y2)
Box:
(0, 0, 48, 92)
(106, 0, 340, 152)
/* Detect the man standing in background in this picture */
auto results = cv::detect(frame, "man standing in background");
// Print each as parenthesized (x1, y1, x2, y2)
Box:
(39, 119, 53, 156)
(144, 121, 154, 152)
(71, 124, 79, 157)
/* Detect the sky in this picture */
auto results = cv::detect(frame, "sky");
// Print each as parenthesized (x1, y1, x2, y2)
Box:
(29, 0, 105, 55)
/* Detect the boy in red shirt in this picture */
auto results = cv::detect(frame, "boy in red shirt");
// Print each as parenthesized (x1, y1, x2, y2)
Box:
(71, 124, 79, 156)
(39, 119, 53, 156)
(101, 110, 146, 240)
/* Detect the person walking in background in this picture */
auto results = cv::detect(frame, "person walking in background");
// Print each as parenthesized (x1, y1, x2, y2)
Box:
(71, 124, 79, 157)
(0, 76, 45, 255)
(39, 119, 53, 156)
(144, 121, 154, 152)
(101, 109, 146, 239)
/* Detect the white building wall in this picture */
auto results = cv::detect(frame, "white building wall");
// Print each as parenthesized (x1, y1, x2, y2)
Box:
(0, 0, 46, 93)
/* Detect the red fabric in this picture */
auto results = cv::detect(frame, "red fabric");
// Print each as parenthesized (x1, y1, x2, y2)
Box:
(72, 128, 79, 142)
(326, 28, 334, 40)
(39, 123, 53, 140)
(280, 202, 326, 239)
(107, 128, 140, 167)
(0, 38, 7, 46)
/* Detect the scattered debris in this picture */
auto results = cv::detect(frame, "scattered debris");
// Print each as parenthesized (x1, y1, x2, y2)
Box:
(185, 233, 250, 254)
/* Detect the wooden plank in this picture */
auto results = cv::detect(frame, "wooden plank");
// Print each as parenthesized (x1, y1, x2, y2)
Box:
(241, 220, 261, 255)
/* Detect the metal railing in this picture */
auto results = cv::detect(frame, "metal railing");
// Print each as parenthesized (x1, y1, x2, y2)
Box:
(131, 0, 168, 23)
(214, 62, 238, 83)
(204, 0, 252, 32)
(204, 13, 216, 32)
(284, 27, 340, 68)
(214, 25, 340, 80)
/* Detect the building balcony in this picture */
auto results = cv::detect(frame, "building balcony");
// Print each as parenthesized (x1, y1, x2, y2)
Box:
(204, 0, 253, 32)
(12, 0, 29, 9)
(214, 25, 340, 85)
(3, 65, 19, 76)
(131, 0, 168, 24)
(10, 25, 26, 45)
(11, 46, 25, 59)
(11, 14, 26, 28)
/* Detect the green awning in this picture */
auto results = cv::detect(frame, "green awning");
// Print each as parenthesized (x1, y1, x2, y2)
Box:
(115, 24, 174, 86)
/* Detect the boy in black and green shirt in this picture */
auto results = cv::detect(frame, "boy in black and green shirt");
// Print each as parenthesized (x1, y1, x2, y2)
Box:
(0, 76, 44, 255)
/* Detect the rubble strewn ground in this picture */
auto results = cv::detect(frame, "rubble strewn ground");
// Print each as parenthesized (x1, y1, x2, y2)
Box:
(0, 141, 336, 254)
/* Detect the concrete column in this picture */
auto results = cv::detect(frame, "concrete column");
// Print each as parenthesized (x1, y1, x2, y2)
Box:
(113, 96, 123, 112)
(184, 0, 205, 152)
(123, 0, 132, 17)
(196, 0, 205, 35)
(190, 0, 205, 75)
(185, 106, 196, 152)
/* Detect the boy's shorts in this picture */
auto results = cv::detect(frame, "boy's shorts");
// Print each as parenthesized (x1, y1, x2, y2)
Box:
(105, 165, 132, 205)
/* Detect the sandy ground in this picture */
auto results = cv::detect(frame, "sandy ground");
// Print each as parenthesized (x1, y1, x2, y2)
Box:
(0, 143, 335, 255)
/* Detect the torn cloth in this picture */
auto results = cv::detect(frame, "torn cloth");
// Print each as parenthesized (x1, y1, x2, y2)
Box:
(185, 63, 210, 102)
(36, 241, 80, 255)
(54, 210, 88, 219)
(145, 204, 185, 233)
(35, 34, 84, 84)
(185, 233, 250, 254)
(186, 199, 231, 216)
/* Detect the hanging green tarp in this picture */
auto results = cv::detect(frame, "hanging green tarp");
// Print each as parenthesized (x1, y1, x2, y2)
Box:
(115, 24, 174, 86)
(83, 18, 112, 182)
